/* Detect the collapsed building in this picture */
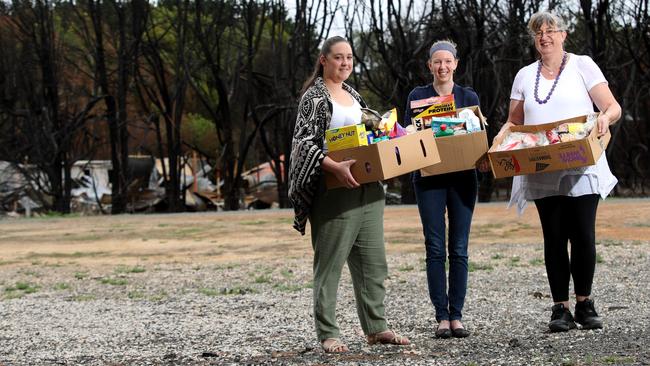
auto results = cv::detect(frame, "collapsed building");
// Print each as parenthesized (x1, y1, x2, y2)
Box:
(0, 155, 284, 216)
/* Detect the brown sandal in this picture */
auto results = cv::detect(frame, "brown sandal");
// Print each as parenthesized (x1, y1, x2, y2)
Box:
(321, 338, 349, 353)
(367, 330, 410, 345)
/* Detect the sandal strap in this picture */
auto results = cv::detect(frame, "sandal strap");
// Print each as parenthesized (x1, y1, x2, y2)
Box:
(387, 330, 407, 344)
(369, 330, 410, 345)
(322, 338, 347, 353)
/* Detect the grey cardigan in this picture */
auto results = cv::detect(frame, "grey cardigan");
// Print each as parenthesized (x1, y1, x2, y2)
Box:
(288, 77, 366, 235)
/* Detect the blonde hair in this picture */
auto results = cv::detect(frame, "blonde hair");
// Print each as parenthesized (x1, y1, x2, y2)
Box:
(528, 11, 567, 38)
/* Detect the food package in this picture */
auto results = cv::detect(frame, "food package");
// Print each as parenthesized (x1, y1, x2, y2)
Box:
(404, 124, 417, 134)
(410, 95, 456, 129)
(379, 108, 398, 134)
(458, 108, 481, 132)
(496, 131, 549, 151)
(434, 124, 455, 137)
(545, 129, 561, 144)
(388, 120, 408, 139)
(325, 124, 368, 152)
(360, 108, 383, 131)
(429, 117, 466, 134)
(558, 133, 577, 142)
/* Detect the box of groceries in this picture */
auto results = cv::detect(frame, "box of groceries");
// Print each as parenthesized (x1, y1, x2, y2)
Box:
(488, 113, 610, 178)
(419, 105, 489, 176)
(325, 128, 441, 189)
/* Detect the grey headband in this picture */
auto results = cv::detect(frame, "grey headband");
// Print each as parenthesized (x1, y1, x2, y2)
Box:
(429, 42, 457, 58)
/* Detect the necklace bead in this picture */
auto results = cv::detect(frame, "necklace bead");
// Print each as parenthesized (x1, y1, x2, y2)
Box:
(534, 52, 567, 105)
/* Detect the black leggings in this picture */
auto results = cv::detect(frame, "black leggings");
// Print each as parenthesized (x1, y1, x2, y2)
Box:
(534, 194, 599, 302)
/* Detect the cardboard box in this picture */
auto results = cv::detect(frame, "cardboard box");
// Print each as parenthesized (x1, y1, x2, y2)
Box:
(488, 114, 610, 179)
(420, 105, 489, 176)
(325, 129, 441, 189)
(325, 124, 368, 152)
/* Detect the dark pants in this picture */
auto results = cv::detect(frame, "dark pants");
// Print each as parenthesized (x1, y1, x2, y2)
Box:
(414, 170, 477, 321)
(534, 194, 599, 302)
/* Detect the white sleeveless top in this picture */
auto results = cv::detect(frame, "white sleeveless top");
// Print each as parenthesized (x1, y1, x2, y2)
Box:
(330, 97, 362, 129)
(508, 53, 618, 214)
(324, 97, 362, 153)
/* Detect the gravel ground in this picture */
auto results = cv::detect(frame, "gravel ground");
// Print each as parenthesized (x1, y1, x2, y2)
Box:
(1, 239, 649, 365)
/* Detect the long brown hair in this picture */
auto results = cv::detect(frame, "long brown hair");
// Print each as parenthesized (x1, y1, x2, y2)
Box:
(300, 36, 350, 96)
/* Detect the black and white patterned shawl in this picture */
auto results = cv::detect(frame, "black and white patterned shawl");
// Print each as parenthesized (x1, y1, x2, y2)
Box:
(288, 77, 366, 235)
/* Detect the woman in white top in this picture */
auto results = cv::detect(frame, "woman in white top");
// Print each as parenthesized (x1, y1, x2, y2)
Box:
(494, 11, 621, 333)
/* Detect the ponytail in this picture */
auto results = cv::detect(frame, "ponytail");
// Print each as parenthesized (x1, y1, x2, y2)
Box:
(300, 36, 349, 96)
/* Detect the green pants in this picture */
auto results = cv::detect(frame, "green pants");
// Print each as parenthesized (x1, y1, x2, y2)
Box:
(309, 179, 388, 341)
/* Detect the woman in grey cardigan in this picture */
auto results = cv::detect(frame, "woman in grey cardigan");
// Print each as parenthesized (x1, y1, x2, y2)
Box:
(288, 36, 410, 353)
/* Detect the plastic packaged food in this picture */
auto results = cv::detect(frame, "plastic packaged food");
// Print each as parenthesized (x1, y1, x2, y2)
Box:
(559, 133, 577, 142)
(545, 129, 561, 144)
(430, 118, 465, 135)
(496, 131, 548, 151)
(458, 108, 481, 132)
(435, 124, 454, 137)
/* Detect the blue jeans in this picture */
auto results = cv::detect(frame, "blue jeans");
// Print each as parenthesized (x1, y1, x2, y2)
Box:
(414, 170, 477, 321)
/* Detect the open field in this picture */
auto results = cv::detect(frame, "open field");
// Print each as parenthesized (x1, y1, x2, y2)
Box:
(1, 198, 649, 365)
(2, 198, 648, 266)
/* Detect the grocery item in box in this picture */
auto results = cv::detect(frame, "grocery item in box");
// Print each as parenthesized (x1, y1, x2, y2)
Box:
(410, 95, 456, 129)
(388, 119, 408, 139)
(495, 115, 597, 152)
(434, 124, 454, 137)
(380, 108, 398, 133)
(458, 108, 481, 132)
(325, 124, 368, 152)
(360, 108, 383, 131)
(545, 129, 560, 144)
(429, 117, 466, 134)
(496, 131, 549, 151)
(411, 94, 456, 116)
(415, 98, 455, 117)
(360, 108, 401, 140)
(419, 105, 489, 177)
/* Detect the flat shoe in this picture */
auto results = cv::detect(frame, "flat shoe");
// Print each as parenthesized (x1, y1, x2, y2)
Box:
(434, 328, 452, 339)
(451, 327, 470, 338)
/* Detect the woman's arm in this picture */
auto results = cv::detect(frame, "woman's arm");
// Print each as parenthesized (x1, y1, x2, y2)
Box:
(589, 83, 622, 136)
(289, 92, 330, 192)
(493, 99, 524, 144)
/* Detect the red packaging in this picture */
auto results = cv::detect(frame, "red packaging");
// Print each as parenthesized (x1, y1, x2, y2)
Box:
(546, 129, 560, 144)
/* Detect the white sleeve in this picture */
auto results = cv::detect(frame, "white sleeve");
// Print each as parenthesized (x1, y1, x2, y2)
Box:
(576, 55, 608, 91)
(510, 68, 526, 101)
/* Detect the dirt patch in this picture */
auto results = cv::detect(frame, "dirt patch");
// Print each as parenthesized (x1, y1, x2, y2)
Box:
(1, 198, 649, 365)
(1, 198, 648, 267)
